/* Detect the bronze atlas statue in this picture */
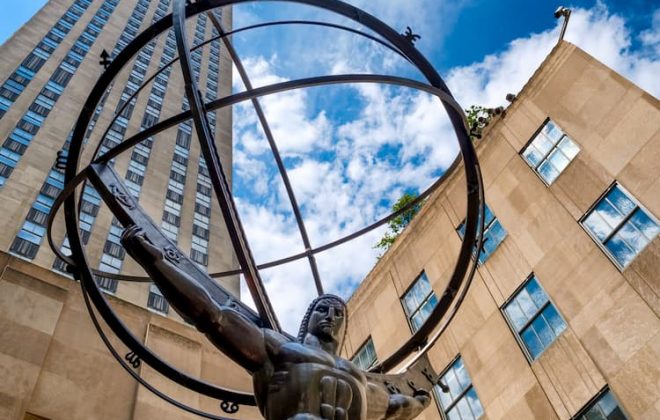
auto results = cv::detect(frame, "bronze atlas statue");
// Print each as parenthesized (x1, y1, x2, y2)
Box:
(46, 0, 484, 418)
(122, 224, 430, 419)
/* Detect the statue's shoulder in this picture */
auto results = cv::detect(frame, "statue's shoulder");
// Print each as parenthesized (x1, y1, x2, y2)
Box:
(263, 328, 294, 349)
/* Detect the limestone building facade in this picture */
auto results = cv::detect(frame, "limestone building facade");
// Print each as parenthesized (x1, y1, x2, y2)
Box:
(0, 0, 238, 317)
(343, 42, 659, 420)
(0, 1, 258, 419)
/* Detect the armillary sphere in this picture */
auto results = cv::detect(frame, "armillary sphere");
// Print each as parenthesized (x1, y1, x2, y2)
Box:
(46, 0, 485, 418)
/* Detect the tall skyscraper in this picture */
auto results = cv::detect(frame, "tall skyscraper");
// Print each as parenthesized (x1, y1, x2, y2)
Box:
(0, 0, 238, 317)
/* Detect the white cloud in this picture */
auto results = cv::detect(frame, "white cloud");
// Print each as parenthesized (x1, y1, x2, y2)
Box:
(446, 1, 660, 106)
(639, 9, 660, 57)
(233, 56, 333, 155)
(229, 1, 659, 332)
(232, 55, 456, 332)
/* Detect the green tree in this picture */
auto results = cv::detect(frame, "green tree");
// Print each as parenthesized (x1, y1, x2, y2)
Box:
(465, 105, 504, 140)
(375, 192, 422, 254)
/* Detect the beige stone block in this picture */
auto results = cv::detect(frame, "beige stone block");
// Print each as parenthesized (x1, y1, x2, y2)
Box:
(0, 276, 64, 336)
(594, 97, 660, 176)
(609, 332, 660, 418)
(625, 245, 660, 316)
(478, 134, 517, 192)
(478, 237, 531, 305)
(133, 324, 203, 420)
(532, 332, 606, 416)
(0, 353, 42, 420)
(445, 277, 497, 350)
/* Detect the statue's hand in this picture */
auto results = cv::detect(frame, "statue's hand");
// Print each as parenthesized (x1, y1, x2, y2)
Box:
(412, 389, 431, 409)
(385, 389, 431, 420)
(120, 225, 163, 263)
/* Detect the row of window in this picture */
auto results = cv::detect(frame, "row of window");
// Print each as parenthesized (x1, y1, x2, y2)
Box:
(354, 332, 625, 420)
(7, 0, 131, 259)
(49, 0, 155, 275)
(147, 12, 211, 313)
(0, 0, 120, 188)
(398, 270, 564, 362)
(187, 33, 222, 269)
(351, 118, 654, 418)
(456, 120, 659, 271)
(97, 0, 172, 295)
(0, 0, 94, 119)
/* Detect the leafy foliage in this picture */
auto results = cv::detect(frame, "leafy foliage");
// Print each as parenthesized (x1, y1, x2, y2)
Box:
(375, 192, 422, 254)
(465, 105, 505, 140)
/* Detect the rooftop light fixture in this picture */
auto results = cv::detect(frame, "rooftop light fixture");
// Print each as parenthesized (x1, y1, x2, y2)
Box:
(554, 6, 572, 43)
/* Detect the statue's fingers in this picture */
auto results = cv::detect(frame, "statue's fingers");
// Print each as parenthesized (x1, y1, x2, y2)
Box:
(334, 407, 347, 420)
(320, 404, 334, 420)
(320, 376, 337, 406)
(334, 380, 352, 412)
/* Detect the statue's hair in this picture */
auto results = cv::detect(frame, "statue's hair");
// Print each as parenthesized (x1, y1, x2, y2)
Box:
(297, 294, 347, 347)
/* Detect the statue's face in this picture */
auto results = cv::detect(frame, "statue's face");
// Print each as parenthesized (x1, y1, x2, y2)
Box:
(307, 299, 346, 344)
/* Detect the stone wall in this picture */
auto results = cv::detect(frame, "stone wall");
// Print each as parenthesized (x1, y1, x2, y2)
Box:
(344, 42, 659, 419)
(0, 251, 259, 420)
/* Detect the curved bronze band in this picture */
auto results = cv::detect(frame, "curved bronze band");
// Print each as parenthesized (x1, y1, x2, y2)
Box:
(52, 0, 483, 413)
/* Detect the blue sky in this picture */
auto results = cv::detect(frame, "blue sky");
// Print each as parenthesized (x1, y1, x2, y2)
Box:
(2, 1, 658, 332)
(227, 0, 658, 330)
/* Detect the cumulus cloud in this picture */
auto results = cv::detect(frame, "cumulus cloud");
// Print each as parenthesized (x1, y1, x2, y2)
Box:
(447, 1, 660, 106)
(230, 1, 658, 332)
(232, 58, 457, 332)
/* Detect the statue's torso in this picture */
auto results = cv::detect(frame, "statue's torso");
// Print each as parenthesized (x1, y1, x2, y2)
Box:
(254, 336, 367, 420)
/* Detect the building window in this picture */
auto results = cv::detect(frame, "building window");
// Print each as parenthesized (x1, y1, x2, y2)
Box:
(457, 204, 507, 264)
(573, 388, 627, 420)
(581, 183, 659, 269)
(9, 237, 40, 259)
(435, 356, 484, 420)
(351, 337, 377, 370)
(147, 283, 169, 314)
(401, 272, 438, 332)
(521, 119, 580, 184)
(502, 275, 567, 360)
(95, 275, 118, 294)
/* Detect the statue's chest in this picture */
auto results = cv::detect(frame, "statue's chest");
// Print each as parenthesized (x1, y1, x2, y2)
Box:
(257, 343, 368, 419)
(273, 342, 337, 367)
(263, 362, 367, 420)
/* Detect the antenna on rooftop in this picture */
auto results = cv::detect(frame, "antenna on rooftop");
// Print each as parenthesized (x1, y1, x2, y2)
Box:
(554, 6, 572, 44)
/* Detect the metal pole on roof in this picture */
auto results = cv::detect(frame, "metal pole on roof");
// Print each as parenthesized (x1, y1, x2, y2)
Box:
(554, 6, 572, 44)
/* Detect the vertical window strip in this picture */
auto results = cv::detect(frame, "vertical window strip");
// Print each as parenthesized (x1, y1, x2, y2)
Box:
(0, 0, 94, 119)
(191, 159, 210, 266)
(401, 272, 438, 332)
(521, 119, 580, 185)
(581, 183, 659, 269)
(159, 14, 207, 248)
(94, 0, 173, 289)
(10, 0, 153, 267)
(189, 27, 218, 268)
(0, 0, 121, 188)
(435, 357, 484, 420)
(502, 275, 567, 360)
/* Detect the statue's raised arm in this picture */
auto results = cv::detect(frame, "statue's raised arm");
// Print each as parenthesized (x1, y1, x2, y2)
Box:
(121, 225, 268, 372)
(122, 225, 433, 420)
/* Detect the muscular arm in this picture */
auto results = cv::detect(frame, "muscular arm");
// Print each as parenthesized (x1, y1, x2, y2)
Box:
(366, 380, 430, 420)
(121, 226, 267, 372)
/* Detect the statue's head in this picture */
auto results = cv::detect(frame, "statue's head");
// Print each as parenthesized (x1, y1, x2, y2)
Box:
(297, 294, 347, 353)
